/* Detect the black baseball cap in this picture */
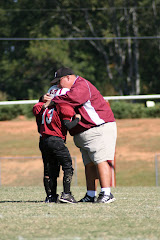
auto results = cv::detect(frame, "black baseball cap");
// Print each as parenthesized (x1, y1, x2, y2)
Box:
(51, 67, 74, 84)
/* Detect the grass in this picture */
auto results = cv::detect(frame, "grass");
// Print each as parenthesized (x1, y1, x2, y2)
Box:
(0, 118, 160, 239)
(0, 186, 160, 240)
(116, 160, 156, 186)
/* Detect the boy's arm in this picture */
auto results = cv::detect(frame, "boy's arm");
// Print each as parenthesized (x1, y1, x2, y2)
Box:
(63, 114, 81, 130)
(57, 103, 81, 130)
(39, 93, 53, 103)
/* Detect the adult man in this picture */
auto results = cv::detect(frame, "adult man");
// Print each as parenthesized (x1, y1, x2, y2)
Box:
(51, 67, 117, 203)
(33, 87, 80, 204)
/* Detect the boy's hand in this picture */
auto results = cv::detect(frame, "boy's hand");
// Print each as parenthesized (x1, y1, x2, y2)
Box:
(42, 93, 52, 103)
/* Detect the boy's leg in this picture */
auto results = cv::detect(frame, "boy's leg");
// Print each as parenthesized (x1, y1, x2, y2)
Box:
(52, 138, 77, 203)
(42, 137, 60, 202)
(48, 160, 60, 196)
(39, 137, 52, 199)
(55, 140, 73, 194)
(44, 136, 77, 203)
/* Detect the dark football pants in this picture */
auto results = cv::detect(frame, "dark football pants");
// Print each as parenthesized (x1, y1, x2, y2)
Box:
(39, 137, 60, 197)
(43, 136, 74, 194)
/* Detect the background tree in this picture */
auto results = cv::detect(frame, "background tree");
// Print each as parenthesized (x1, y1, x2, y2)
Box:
(0, 0, 160, 100)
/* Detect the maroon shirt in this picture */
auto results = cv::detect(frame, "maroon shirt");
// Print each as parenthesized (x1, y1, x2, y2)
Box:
(33, 102, 75, 140)
(53, 76, 115, 135)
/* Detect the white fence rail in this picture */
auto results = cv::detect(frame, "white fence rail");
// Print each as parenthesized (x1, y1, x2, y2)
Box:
(0, 94, 160, 105)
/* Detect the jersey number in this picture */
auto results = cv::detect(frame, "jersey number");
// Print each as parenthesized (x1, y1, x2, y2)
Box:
(42, 109, 54, 125)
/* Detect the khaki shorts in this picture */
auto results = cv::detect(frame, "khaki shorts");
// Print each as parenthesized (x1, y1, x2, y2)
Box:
(74, 122, 117, 166)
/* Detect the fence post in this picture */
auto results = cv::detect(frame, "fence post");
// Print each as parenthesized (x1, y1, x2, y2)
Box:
(0, 158, 1, 187)
(73, 156, 77, 186)
(155, 154, 159, 186)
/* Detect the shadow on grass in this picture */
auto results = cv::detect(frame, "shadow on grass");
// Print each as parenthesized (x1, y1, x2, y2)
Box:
(0, 200, 44, 203)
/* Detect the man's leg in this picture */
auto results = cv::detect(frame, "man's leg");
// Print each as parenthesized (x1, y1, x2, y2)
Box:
(78, 162, 98, 202)
(96, 161, 111, 188)
(85, 162, 98, 191)
(96, 160, 115, 203)
(80, 149, 98, 195)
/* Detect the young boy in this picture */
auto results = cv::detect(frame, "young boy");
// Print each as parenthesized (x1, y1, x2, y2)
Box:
(33, 87, 80, 203)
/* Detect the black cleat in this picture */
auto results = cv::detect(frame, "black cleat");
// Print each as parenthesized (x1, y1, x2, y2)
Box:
(59, 192, 77, 204)
(45, 194, 59, 203)
(96, 192, 116, 203)
(78, 193, 97, 203)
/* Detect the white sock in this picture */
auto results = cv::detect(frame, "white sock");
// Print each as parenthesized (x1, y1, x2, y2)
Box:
(87, 190, 97, 197)
(101, 188, 111, 196)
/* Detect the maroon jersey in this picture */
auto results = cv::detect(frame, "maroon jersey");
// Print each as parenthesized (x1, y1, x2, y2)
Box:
(33, 102, 75, 140)
(53, 76, 115, 135)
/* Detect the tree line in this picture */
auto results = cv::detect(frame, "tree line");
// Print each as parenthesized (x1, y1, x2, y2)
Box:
(0, 0, 160, 101)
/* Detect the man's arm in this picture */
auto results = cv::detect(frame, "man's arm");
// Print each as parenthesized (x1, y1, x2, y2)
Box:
(33, 99, 52, 117)
(53, 79, 91, 107)
(33, 102, 44, 116)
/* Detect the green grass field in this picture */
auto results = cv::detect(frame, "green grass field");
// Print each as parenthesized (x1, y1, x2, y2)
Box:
(0, 118, 160, 239)
(0, 186, 160, 240)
